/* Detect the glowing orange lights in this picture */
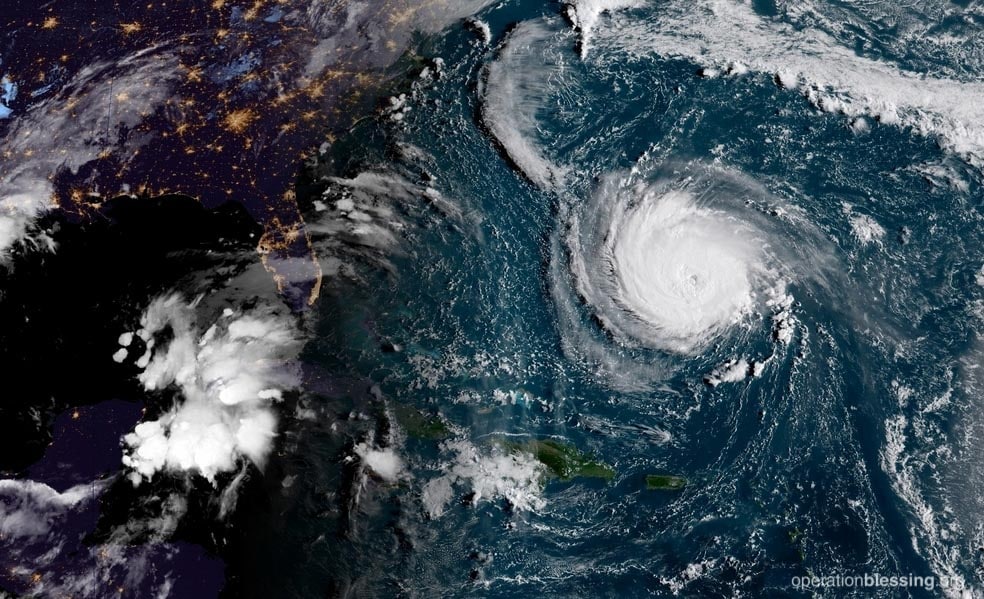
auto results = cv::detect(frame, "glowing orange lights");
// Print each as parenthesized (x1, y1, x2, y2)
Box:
(222, 108, 258, 134)
(120, 22, 144, 35)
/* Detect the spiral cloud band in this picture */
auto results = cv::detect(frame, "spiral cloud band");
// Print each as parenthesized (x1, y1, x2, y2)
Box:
(569, 165, 782, 354)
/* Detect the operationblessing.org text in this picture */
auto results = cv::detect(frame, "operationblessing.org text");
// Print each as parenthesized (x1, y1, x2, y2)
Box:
(791, 573, 966, 592)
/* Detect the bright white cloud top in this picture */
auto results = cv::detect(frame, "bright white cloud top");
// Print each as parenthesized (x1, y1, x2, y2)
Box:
(610, 189, 757, 352)
(122, 294, 301, 484)
(568, 166, 784, 354)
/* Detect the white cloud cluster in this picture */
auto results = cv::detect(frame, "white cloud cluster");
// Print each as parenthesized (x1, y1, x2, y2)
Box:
(423, 440, 546, 518)
(354, 443, 405, 482)
(306, 168, 467, 280)
(121, 294, 301, 484)
(704, 358, 751, 387)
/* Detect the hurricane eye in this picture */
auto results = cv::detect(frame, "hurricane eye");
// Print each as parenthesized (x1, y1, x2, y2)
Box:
(580, 186, 764, 353)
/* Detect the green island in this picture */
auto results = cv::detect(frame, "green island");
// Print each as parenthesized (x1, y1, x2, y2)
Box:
(645, 474, 687, 491)
(392, 403, 450, 440)
(504, 438, 616, 481)
(788, 528, 806, 561)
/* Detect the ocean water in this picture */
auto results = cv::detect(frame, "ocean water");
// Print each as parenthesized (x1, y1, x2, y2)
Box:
(233, 0, 984, 596)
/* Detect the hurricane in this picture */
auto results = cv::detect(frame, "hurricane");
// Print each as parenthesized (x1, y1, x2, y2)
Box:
(570, 165, 791, 354)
